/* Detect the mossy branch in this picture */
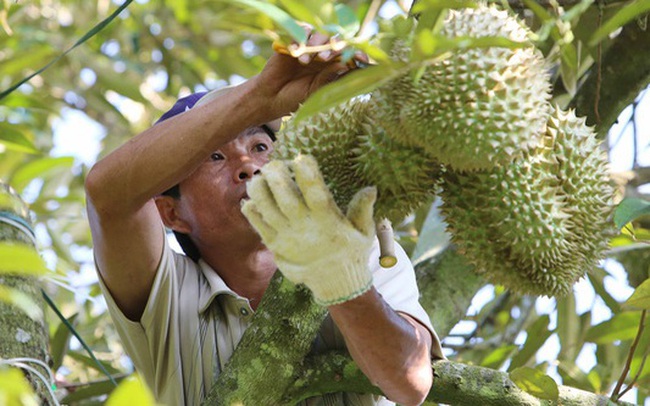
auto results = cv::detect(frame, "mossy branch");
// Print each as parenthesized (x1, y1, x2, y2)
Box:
(286, 353, 635, 406)
(203, 273, 327, 405)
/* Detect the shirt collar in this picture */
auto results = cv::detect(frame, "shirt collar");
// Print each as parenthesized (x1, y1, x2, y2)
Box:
(197, 259, 241, 313)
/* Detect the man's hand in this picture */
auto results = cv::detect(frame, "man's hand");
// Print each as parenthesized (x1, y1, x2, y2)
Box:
(241, 155, 376, 306)
(251, 27, 368, 122)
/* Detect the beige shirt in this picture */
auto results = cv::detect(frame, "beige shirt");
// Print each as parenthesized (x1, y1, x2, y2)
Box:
(99, 237, 443, 405)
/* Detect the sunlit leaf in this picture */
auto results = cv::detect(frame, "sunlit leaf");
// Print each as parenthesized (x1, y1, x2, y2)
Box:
(9, 156, 74, 194)
(509, 315, 552, 370)
(51, 313, 79, 371)
(589, 0, 650, 46)
(0, 124, 39, 154)
(585, 311, 643, 343)
(0, 285, 43, 320)
(293, 63, 403, 123)
(623, 279, 650, 310)
(106, 374, 156, 406)
(510, 367, 559, 401)
(231, 0, 308, 43)
(0, 243, 48, 276)
(279, 0, 319, 26)
(481, 344, 517, 369)
(614, 197, 650, 230)
(0, 368, 39, 406)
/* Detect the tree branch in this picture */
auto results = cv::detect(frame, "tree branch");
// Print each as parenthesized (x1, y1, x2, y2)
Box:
(571, 22, 650, 138)
(287, 353, 635, 406)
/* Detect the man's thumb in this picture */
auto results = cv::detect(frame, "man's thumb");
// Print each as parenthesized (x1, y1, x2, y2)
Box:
(346, 187, 377, 236)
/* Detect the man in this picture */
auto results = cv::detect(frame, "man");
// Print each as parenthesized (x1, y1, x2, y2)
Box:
(85, 32, 443, 405)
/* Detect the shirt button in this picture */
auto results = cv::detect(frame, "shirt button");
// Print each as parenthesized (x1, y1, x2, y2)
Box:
(240, 307, 249, 316)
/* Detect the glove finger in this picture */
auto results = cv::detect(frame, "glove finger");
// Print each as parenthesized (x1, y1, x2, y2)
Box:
(246, 173, 289, 227)
(263, 160, 308, 219)
(346, 186, 377, 237)
(241, 200, 278, 244)
(292, 155, 339, 215)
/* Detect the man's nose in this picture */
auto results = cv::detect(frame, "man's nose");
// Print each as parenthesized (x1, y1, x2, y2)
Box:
(235, 158, 262, 182)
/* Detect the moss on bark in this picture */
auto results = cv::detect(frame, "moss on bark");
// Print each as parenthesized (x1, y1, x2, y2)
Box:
(0, 184, 50, 401)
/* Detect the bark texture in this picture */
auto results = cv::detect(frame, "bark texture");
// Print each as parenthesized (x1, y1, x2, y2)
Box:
(571, 21, 650, 138)
(204, 273, 327, 405)
(287, 355, 634, 406)
(0, 183, 50, 400)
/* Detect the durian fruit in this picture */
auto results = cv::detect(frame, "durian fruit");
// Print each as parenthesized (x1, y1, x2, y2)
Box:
(440, 106, 615, 296)
(273, 98, 442, 224)
(372, 4, 551, 171)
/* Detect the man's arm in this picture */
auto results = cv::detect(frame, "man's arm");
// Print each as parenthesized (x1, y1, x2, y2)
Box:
(242, 156, 435, 405)
(85, 42, 354, 321)
(329, 289, 433, 406)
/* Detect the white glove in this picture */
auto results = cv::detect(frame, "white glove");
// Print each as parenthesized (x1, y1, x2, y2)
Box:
(241, 155, 376, 306)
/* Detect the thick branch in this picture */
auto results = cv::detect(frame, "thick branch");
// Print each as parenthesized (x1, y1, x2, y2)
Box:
(416, 246, 484, 338)
(0, 184, 50, 401)
(571, 22, 650, 138)
(287, 353, 635, 406)
(203, 273, 327, 405)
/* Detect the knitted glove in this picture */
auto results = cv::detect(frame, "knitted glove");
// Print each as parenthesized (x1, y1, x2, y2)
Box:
(241, 155, 376, 306)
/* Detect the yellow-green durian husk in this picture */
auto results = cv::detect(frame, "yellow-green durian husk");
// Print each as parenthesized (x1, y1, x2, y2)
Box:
(440, 106, 616, 296)
(353, 122, 443, 222)
(373, 4, 551, 171)
(273, 99, 365, 210)
(274, 98, 441, 223)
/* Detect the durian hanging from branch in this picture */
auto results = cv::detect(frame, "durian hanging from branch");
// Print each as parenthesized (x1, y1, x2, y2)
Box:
(273, 2, 616, 297)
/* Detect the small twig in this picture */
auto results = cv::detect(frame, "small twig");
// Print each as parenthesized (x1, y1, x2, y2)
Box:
(611, 309, 647, 401)
(359, 0, 382, 37)
(594, 1, 604, 125)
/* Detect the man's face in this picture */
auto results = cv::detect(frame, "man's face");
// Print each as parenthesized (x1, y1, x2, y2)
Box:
(173, 127, 274, 247)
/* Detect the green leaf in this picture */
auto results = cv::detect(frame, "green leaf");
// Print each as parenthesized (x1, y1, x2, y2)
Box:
(62, 379, 123, 403)
(510, 367, 559, 401)
(509, 315, 552, 370)
(232, 0, 307, 43)
(0, 285, 43, 321)
(585, 311, 643, 343)
(589, 0, 650, 46)
(67, 351, 121, 375)
(51, 313, 79, 371)
(293, 63, 403, 123)
(106, 374, 155, 406)
(559, 42, 578, 96)
(334, 4, 359, 37)
(278, 0, 319, 26)
(9, 156, 74, 194)
(481, 344, 518, 369)
(623, 279, 650, 310)
(0, 243, 48, 276)
(0, 124, 39, 154)
(614, 197, 650, 230)
(588, 270, 622, 314)
(0, 368, 39, 406)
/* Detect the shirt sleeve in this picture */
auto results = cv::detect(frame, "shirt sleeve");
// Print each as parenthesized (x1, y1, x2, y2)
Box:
(369, 239, 445, 360)
(96, 232, 185, 401)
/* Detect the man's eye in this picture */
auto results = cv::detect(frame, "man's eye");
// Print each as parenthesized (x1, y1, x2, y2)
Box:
(210, 152, 225, 161)
(253, 143, 269, 152)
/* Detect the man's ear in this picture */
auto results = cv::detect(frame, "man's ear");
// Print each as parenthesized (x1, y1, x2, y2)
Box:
(154, 195, 192, 234)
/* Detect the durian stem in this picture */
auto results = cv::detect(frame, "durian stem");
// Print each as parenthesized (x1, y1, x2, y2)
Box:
(376, 218, 397, 268)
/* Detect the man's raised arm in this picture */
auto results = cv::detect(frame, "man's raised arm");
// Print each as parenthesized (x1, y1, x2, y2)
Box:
(85, 45, 355, 321)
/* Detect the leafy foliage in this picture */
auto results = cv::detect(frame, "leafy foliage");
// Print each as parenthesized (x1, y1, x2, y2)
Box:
(1, 0, 649, 404)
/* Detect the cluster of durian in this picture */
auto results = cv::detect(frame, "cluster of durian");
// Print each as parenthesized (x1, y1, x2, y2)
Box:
(273, 4, 615, 296)
(273, 97, 443, 223)
(440, 107, 615, 295)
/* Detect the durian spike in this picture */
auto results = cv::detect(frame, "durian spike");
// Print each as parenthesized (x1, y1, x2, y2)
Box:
(376, 218, 397, 268)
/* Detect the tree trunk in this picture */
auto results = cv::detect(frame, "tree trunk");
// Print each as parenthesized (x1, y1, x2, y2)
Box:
(0, 183, 50, 401)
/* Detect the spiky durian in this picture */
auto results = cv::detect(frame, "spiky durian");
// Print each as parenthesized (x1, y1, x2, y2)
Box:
(273, 98, 441, 223)
(372, 4, 551, 171)
(440, 106, 615, 296)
